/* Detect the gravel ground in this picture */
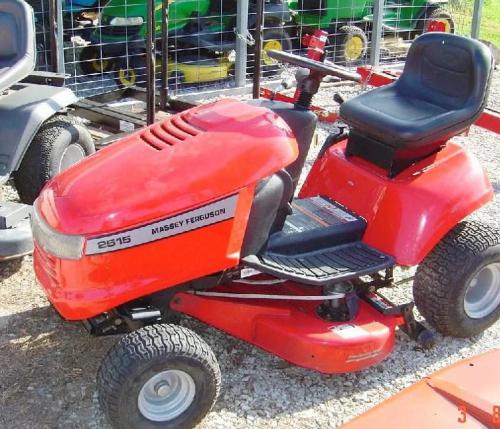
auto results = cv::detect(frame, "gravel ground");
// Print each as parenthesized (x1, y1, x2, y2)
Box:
(0, 72, 499, 429)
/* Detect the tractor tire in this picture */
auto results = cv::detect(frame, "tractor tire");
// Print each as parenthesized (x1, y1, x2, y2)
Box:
(250, 28, 293, 77)
(79, 46, 113, 75)
(97, 324, 221, 429)
(420, 8, 455, 34)
(330, 25, 368, 64)
(413, 221, 500, 338)
(14, 116, 95, 205)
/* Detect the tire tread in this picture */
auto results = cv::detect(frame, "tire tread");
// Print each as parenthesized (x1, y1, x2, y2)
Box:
(414, 221, 500, 337)
(97, 324, 221, 429)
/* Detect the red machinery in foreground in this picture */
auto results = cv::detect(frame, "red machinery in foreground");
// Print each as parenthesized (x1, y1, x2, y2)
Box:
(33, 32, 500, 429)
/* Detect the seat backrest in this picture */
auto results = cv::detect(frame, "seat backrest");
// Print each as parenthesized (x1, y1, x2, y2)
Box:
(0, 0, 36, 92)
(397, 32, 493, 112)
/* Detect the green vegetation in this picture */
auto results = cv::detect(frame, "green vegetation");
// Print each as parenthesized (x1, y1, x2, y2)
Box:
(450, 0, 500, 45)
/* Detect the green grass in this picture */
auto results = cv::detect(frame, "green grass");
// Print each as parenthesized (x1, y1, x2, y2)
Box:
(450, 0, 500, 45)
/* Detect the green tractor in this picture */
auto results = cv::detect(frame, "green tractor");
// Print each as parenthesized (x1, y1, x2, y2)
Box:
(288, 0, 455, 63)
(79, 0, 294, 77)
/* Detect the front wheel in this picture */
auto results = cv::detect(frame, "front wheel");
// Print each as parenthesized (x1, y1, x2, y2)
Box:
(97, 324, 221, 429)
(413, 221, 500, 338)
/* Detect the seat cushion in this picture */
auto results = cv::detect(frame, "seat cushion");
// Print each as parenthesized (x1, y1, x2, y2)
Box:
(339, 84, 456, 148)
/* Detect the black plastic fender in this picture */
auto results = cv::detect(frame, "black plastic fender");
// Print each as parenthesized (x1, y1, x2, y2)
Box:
(0, 83, 77, 183)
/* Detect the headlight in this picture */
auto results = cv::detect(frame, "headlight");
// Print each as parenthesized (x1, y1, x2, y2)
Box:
(31, 205, 84, 260)
(110, 16, 144, 26)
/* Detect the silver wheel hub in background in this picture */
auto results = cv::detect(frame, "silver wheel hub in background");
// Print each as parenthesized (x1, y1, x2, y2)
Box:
(464, 262, 500, 319)
(58, 144, 86, 173)
(138, 369, 196, 422)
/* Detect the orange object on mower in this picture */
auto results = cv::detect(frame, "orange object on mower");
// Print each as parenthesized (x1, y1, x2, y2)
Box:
(32, 33, 500, 429)
(340, 349, 500, 429)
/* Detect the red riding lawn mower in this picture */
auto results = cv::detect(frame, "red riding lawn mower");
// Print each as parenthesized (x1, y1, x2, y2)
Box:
(32, 30, 499, 428)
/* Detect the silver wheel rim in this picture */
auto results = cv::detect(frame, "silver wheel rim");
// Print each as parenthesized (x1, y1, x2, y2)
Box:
(464, 262, 500, 319)
(138, 369, 196, 422)
(58, 144, 86, 173)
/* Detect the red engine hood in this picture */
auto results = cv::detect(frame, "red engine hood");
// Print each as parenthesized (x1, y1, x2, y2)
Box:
(37, 99, 298, 235)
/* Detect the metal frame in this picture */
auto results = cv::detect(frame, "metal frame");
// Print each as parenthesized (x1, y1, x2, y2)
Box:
(369, 0, 385, 67)
(471, 0, 485, 40)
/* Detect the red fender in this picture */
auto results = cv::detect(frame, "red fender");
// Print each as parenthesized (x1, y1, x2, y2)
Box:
(300, 141, 493, 266)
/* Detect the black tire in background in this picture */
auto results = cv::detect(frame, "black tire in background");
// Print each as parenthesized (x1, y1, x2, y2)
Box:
(97, 324, 221, 429)
(413, 221, 500, 338)
(14, 116, 95, 205)
(250, 28, 293, 77)
(329, 25, 369, 64)
(79, 46, 113, 75)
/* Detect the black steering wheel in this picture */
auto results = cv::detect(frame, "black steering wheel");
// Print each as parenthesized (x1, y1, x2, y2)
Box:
(266, 50, 361, 83)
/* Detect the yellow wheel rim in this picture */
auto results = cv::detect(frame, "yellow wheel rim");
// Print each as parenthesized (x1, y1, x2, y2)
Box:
(90, 54, 109, 73)
(262, 40, 283, 66)
(118, 68, 137, 87)
(344, 36, 364, 61)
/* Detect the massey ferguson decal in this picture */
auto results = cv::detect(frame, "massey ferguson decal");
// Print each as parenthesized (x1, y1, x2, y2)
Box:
(85, 194, 239, 255)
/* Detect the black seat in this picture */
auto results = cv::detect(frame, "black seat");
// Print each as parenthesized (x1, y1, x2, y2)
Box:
(339, 33, 494, 176)
(0, 0, 36, 93)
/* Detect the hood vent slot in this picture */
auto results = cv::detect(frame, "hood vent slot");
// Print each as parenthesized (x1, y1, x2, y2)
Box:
(141, 113, 204, 151)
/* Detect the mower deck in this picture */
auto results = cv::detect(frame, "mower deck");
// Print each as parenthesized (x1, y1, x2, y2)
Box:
(171, 283, 403, 373)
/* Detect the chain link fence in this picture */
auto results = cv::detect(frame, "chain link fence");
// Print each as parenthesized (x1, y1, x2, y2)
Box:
(28, 0, 492, 99)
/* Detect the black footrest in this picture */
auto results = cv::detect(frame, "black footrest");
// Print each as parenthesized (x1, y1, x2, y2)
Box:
(242, 242, 394, 286)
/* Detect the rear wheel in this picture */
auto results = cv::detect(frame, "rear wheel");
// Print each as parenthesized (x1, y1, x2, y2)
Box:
(14, 116, 95, 204)
(97, 324, 221, 429)
(421, 8, 455, 34)
(413, 221, 500, 337)
(330, 25, 368, 64)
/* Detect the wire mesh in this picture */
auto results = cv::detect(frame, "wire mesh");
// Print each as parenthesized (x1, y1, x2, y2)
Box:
(27, 0, 489, 99)
(31, 0, 53, 71)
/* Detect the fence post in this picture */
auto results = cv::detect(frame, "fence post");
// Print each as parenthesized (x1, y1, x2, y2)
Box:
(252, 0, 264, 99)
(160, 0, 169, 110)
(369, 0, 384, 67)
(56, 0, 65, 74)
(235, 0, 249, 87)
(471, 0, 484, 40)
(146, 0, 156, 125)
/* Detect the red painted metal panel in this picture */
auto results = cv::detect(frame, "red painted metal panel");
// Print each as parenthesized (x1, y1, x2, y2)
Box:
(300, 141, 493, 266)
(171, 283, 402, 374)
